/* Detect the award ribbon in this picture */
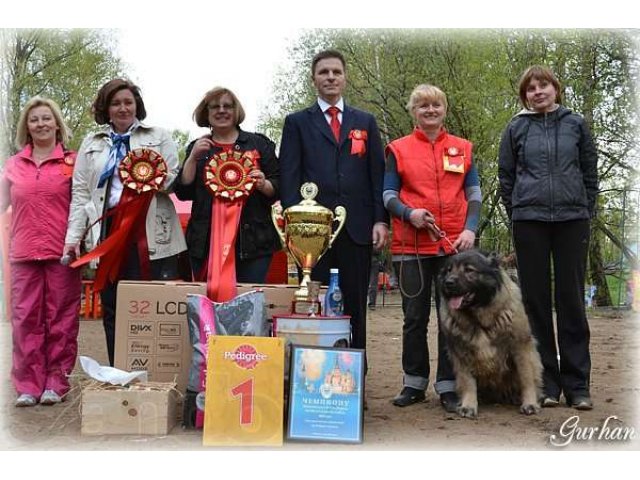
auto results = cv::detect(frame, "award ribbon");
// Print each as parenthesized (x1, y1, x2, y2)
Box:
(203, 148, 258, 302)
(349, 129, 368, 157)
(71, 148, 167, 291)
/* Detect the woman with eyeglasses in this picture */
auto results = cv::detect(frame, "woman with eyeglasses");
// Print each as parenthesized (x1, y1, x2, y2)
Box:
(175, 86, 280, 283)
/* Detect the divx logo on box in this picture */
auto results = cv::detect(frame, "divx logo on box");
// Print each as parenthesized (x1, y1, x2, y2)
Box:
(129, 322, 153, 336)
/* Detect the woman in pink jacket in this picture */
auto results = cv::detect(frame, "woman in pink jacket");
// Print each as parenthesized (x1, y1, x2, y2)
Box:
(0, 97, 81, 407)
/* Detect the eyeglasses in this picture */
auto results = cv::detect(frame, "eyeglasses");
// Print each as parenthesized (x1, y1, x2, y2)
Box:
(208, 103, 235, 111)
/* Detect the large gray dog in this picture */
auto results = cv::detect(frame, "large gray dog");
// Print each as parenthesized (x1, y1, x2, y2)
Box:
(438, 250, 543, 419)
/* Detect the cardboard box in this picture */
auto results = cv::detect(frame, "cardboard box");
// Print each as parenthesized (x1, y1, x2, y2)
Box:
(81, 382, 178, 435)
(114, 281, 314, 392)
(114, 281, 206, 392)
(237, 283, 326, 319)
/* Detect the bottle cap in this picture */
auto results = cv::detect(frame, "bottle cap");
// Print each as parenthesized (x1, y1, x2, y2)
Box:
(330, 268, 339, 274)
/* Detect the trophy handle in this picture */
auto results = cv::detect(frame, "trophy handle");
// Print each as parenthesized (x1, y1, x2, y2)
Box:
(271, 203, 286, 247)
(328, 206, 347, 248)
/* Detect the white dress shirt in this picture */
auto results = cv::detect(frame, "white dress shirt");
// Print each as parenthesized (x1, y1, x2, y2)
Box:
(317, 97, 344, 125)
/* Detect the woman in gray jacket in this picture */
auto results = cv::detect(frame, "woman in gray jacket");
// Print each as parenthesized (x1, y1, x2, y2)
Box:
(64, 79, 186, 366)
(498, 65, 598, 410)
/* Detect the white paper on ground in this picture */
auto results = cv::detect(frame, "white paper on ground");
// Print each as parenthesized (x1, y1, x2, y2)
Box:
(79, 355, 148, 386)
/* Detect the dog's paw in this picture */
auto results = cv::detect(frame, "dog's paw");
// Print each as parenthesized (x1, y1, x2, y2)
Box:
(520, 403, 541, 415)
(457, 405, 478, 419)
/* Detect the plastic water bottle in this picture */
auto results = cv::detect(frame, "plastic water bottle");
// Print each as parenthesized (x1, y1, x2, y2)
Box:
(324, 268, 344, 316)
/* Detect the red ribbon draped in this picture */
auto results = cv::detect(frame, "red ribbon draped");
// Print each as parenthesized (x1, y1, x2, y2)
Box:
(202, 148, 258, 301)
(71, 190, 153, 292)
(206, 200, 243, 302)
(70, 148, 165, 292)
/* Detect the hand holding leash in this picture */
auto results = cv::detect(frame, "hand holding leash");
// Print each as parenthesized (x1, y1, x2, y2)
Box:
(409, 208, 436, 230)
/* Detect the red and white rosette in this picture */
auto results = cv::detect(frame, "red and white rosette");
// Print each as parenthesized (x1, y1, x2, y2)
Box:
(204, 149, 256, 200)
(72, 148, 168, 291)
(202, 148, 259, 302)
(119, 147, 168, 193)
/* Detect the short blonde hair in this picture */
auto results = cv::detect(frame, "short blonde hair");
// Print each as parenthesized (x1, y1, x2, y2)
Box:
(15, 96, 71, 149)
(192, 87, 246, 128)
(406, 84, 448, 116)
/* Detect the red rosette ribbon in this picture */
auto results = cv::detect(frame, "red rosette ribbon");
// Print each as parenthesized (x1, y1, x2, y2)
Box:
(71, 148, 167, 291)
(204, 149, 257, 200)
(202, 148, 259, 302)
(349, 129, 368, 157)
(447, 146, 463, 157)
(119, 147, 167, 193)
(61, 154, 76, 178)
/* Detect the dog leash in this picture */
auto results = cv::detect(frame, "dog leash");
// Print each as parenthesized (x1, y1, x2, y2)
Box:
(429, 223, 459, 255)
(397, 220, 459, 299)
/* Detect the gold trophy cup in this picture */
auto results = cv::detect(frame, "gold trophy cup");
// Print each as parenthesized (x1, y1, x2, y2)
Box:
(272, 182, 347, 315)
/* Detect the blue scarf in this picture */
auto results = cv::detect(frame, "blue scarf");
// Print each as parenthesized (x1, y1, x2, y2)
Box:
(98, 131, 131, 188)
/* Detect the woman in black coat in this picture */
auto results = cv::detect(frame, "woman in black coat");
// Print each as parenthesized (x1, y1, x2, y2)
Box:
(498, 65, 598, 411)
(175, 86, 280, 283)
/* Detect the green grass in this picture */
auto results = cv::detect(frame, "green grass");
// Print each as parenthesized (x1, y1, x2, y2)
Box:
(605, 274, 630, 307)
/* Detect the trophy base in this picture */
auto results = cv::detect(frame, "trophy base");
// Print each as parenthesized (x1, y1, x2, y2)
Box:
(291, 300, 322, 316)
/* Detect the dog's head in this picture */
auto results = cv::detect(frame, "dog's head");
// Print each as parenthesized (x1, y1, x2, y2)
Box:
(438, 250, 503, 311)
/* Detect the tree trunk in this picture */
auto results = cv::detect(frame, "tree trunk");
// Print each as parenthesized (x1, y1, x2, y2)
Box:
(589, 223, 611, 307)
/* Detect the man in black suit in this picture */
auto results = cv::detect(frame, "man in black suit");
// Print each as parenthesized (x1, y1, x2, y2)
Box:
(279, 49, 388, 355)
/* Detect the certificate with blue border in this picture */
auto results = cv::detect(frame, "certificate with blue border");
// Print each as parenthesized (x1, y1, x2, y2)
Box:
(287, 345, 364, 444)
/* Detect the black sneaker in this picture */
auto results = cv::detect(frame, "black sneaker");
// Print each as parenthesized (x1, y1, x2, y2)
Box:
(392, 387, 426, 407)
(440, 391, 460, 413)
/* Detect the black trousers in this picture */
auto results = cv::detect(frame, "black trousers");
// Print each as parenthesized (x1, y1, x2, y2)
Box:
(100, 247, 178, 366)
(512, 219, 591, 402)
(393, 256, 455, 394)
(311, 230, 371, 353)
(367, 253, 381, 307)
(190, 253, 273, 284)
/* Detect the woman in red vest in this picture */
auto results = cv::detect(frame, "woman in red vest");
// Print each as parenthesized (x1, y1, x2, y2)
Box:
(384, 84, 481, 412)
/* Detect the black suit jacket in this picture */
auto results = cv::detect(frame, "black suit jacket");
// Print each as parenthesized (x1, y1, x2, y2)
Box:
(279, 102, 387, 245)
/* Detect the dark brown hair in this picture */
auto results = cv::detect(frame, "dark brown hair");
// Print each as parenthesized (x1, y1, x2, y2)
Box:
(518, 65, 562, 109)
(92, 78, 147, 125)
(311, 49, 346, 75)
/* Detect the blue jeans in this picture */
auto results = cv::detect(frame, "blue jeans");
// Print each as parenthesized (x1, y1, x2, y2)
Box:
(393, 257, 456, 394)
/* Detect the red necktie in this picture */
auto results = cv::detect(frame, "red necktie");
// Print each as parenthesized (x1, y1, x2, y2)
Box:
(327, 106, 341, 142)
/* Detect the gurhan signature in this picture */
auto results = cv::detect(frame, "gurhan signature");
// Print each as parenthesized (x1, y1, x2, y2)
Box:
(550, 415, 636, 447)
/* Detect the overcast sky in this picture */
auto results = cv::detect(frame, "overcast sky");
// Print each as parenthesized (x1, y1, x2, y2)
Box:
(4, 0, 629, 143)
(116, 27, 300, 140)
